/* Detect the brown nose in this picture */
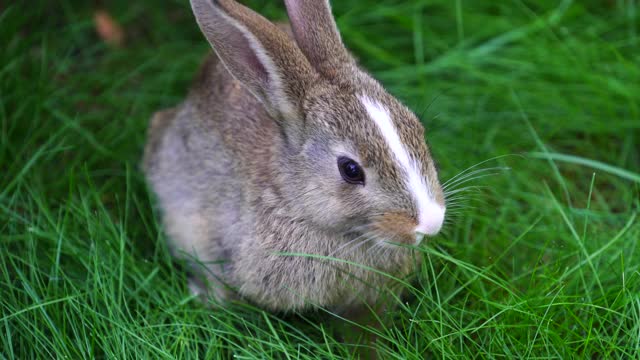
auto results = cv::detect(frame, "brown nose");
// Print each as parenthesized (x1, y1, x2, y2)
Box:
(373, 213, 418, 244)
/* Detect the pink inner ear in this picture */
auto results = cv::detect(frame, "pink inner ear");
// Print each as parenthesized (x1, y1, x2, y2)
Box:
(225, 31, 268, 85)
(193, 0, 270, 89)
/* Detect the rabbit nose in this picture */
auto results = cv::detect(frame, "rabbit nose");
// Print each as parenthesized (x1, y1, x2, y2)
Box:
(414, 203, 445, 243)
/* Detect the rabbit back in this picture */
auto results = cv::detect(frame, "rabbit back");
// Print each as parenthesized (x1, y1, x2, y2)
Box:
(144, 54, 277, 300)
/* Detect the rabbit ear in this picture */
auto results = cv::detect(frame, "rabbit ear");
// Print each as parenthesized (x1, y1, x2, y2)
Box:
(284, 0, 354, 79)
(190, 0, 315, 121)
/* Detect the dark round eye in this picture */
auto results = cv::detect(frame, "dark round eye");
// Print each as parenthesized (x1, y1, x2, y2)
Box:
(337, 156, 365, 185)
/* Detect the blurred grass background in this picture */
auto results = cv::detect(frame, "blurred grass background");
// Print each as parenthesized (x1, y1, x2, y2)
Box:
(1, 0, 639, 358)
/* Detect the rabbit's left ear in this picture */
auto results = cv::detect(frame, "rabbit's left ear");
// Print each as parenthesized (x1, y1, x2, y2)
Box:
(284, 0, 355, 80)
(190, 0, 315, 124)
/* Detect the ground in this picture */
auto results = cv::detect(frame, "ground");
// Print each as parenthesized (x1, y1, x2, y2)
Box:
(1, 0, 639, 358)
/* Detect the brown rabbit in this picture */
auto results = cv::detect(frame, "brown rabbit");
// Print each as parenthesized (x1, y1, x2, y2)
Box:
(144, 0, 445, 322)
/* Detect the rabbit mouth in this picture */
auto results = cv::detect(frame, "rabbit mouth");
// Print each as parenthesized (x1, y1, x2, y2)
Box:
(335, 214, 420, 250)
(328, 212, 428, 259)
(369, 213, 421, 245)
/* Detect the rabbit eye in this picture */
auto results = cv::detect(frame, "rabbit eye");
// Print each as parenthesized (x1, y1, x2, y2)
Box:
(337, 156, 365, 185)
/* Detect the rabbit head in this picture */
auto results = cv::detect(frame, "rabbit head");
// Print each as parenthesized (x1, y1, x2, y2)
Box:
(190, 0, 445, 247)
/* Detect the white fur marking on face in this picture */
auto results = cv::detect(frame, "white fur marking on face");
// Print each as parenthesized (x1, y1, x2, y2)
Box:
(359, 96, 444, 238)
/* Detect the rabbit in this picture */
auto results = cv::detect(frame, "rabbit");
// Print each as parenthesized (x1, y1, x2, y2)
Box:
(143, 0, 446, 318)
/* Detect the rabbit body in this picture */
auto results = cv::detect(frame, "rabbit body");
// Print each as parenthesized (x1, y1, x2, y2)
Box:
(144, 0, 446, 315)
(144, 54, 411, 313)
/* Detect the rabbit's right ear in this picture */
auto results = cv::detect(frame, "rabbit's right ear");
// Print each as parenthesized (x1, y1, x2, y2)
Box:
(284, 0, 355, 80)
(190, 0, 315, 125)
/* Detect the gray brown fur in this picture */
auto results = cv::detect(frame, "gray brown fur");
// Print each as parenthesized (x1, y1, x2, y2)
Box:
(143, 0, 445, 314)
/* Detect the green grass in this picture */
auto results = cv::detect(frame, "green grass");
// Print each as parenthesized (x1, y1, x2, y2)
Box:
(1, 0, 639, 358)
